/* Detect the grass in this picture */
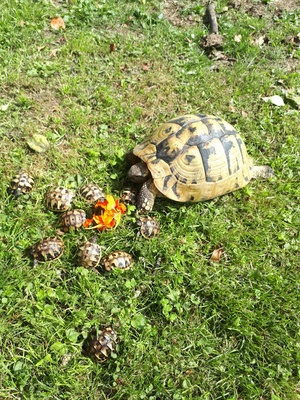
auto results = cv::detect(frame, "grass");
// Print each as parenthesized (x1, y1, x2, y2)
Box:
(0, 0, 299, 399)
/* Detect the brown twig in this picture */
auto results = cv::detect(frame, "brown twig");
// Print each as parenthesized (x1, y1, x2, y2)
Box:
(206, 2, 219, 34)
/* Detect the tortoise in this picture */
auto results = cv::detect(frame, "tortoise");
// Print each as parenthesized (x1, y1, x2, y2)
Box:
(46, 186, 74, 212)
(31, 237, 64, 266)
(101, 251, 133, 271)
(80, 184, 106, 204)
(84, 327, 118, 363)
(120, 187, 138, 206)
(127, 114, 274, 212)
(78, 237, 102, 270)
(9, 172, 34, 197)
(61, 209, 86, 232)
(137, 216, 160, 239)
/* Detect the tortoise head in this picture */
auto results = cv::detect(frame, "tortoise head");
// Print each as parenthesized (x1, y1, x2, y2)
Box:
(128, 161, 150, 183)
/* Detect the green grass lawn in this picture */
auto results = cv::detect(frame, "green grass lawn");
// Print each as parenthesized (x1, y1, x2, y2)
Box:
(0, 0, 299, 399)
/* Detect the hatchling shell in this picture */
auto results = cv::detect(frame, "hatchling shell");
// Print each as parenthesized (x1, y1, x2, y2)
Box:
(86, 327, 118, 363)
(78, 238, 102, 269)
(46, 186, 74, 212)
(120, 187, 137, 205)
(101, 251, 133, 271)
(80, 184, 106, 204)
(31, 237, 64, 264)
(9, 172, 34, 197)
(137, 216, 160, 239)
(61, 209, 86, 232)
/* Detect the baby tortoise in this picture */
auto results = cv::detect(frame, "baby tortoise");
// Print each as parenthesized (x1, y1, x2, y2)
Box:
(31, 237, 64, 266)
(101, 251, 133, 271)
(80, 184, 106, 204)
(9, 172, 34, 197)
(84, 327, 118, 363)
(137, 216, 160, 239)
(45, 186, 74, 212)
(78, 237, 102, 270)
(61, 209, 86, 232)
(120, 187, 137, 206)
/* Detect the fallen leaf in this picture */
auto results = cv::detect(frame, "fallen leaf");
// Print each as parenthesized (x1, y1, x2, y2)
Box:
(110, 43, 116, 53)
(26, 134, 50, 153)
(234, 34, 242, 43)
(210, 245, 224, 263)
(229, 104, 236, 113)
(142, 62, 150, 71)
(50, 17, 65, 31)
(262, 95, 285, 106)
(241, 110, 248, 118)
(20, 20, 25, 27)
(251, 35, 265, 47)
(0, 103, 10, 112)
(50, 48, 61, 57)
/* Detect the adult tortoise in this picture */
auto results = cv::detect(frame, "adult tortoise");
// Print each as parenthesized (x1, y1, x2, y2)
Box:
(128, 114, 274, 213)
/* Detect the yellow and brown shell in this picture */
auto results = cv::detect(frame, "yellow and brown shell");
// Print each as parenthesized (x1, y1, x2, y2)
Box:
(80, 184, 105, 204)
(85, 327, 118, 363)
(45, 186, 74, 212)
(9, 172, 34, 197)
(31, 237, 64, 264)
(78, 238, 102, 269)
(132, 114, 254, 202)
(61, 209, 86, 232)
(137, 216, 160, 239)
(101, 251, 133, 271)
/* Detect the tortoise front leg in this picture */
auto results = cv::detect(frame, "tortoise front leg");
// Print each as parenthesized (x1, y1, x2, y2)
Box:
(137, 180, 158, 213)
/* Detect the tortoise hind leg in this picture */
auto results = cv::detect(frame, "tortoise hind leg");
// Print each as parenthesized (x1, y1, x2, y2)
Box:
(137, 180, 158, 213)
(251, 165, 275, 179)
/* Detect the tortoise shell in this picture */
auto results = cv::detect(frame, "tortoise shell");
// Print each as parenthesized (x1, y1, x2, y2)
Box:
(31, 237, 64, 264)
(101, 251, 133, 271)
(86, 327, 118, 363)
(120, 187, 137, 205)
(80, 184, 106, 204)
(61, 209, 86, 232)
(132, 114, 256, 202)
(9, 172, 34, 197)
(46, 186, 74, 212)
(137, 216, 160, 239)
(78, 238, 102, 269)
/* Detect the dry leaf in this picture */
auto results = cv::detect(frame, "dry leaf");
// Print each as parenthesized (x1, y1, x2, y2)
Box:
(110, 43, 116, 53)
(50, 17, 66, 31)
(210, 245, 224, 263)
(251, 35, 265, 47)
(262, 95, 285, 106)
(50, 48, 61, 57)
(234, 34, 242, 43)
(142, 62, 150, 71)
(20, 20, 25, 27)
(229, 104, 236, 113)
(241, 110, 248, 118)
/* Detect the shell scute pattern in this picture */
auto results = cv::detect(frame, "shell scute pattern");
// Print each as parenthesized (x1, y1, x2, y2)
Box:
(32, 237, 64, 264)
(9, 172, 34, 196)
(78, 239, 102, 269)
(133, 114, 252, 202)
(80, 184, 105, 204)
(46, 186, 74, 212)
(102, 251, 133, 271)
(87, 327, 118, 363)
(61, 209, 86, 232)
(137, 216, 160, 239)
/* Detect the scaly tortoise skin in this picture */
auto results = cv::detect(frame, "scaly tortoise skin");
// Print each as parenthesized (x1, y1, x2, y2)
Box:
(120, 187, 138, 205)
(137, 216, 160, 239)
(127, 114, 274, 212)
(85, 327, 118, 363)
(101, 251, 133, 271)
(80, 184, 106, 204)
(9, 172, 34, 197)
(61, 209, 86, 232)
(78, 238, 102, 269)
(31, 237, 64, 265)
(45, 186, 74, 212)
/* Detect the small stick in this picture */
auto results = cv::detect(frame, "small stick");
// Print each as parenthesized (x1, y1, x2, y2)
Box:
(206, 2, 219, 34)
